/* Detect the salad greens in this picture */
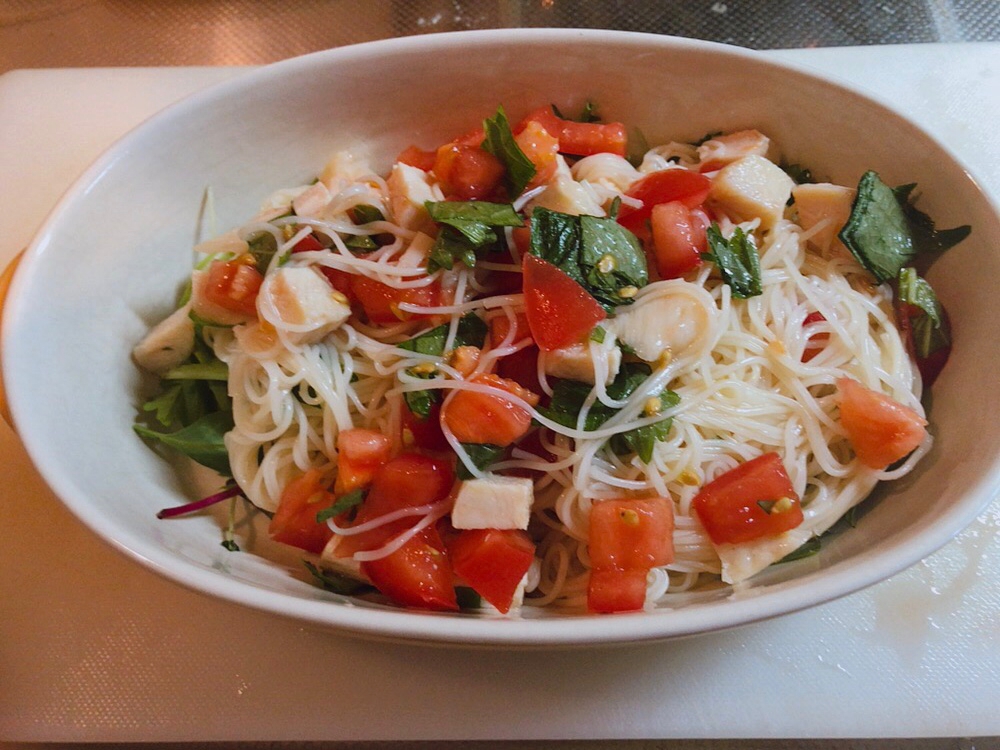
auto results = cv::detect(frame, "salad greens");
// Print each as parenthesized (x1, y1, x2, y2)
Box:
(481, 106, 537, 198)
(425, 200, 523, 272)
(702, 224, 762, 299)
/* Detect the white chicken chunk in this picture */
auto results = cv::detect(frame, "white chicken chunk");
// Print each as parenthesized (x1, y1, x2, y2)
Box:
(542, 342, 621, 386)
(257, 266, 351, 344)
(320, 149, 375, 189)
(697, 129, 770, 168)
(132, 302, 195, 374)
(386, 162, 444, 234)
(715, 526, 814, 584)
(451, 475, 534, 530)
(529, 156, 605, 216)
(291, 181, 332, 218)
(793, 182, 855, 253)
(709, 154, 794, 230)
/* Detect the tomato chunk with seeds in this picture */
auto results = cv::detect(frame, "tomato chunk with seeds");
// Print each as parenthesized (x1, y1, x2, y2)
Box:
(649, 201, 707, 279)
(434, 143, 505, 200)
(616, 169, 712, 233)
(837, 377, 927, 469)
(587, 567, 649, 614)
(449, 528, 536, 613)
(523, 253, 606, 352)
(442, 374, 539, 447)
(361, 525, 458, 612)
(203, 259, 263, 317)
(692, 452, 803, 545)
(349, 274, 441, 325)
(269, 468, 334, 554)
(334, 428, 392, 495)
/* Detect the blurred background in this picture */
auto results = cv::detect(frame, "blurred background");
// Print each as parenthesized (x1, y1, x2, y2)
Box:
(1, 0, 999, 74)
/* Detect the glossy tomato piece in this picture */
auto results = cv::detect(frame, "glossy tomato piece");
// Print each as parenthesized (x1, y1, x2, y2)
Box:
(433, 143, 505, 200)
(589, 497, 674, 570)
(333, 453, 455, 557)
(401, 400, 450, 453)
(522, 253, 606, 352)
(836, 377, 928, 469)
(396, 144, 437, 172)
(514, 119, 560, 188)
(442, 374, 538, 447)
(268, 468, 334, 554)
(517, 106, 627, 157)
(649, 201, 707, 279)
(349, 274, 441, 325)
(334, 428, 392, 495)
(692, 452, 804, 545)
(587, 567, 648, 614)
(203, 259, 263, 317)
(449, 528, 535, 614)
(616, 169, 712, 232)
(361, 525, 458, 612)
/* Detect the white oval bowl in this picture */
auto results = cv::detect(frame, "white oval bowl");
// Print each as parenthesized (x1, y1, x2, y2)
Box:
(4, 29, 999, 647)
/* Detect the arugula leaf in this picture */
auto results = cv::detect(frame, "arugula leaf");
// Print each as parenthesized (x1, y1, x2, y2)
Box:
(162, 359, 229, 382)
(134, 410, 234, 475)
(482, 106, 536, 198)
(898, 267, 950, 360)
(839, 171, 971, 284)
(703, 224, 762, 299)
(316, 488, 366, 523)
(304, 561, 372, 595)
(425, 200, 523, 272)
(456, 443, 506, 480)
(529, 207, 649, 311)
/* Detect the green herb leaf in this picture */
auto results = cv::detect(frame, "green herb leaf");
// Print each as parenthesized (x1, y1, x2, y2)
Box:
(316, 488, 366, 523)
(397, 313, 488, 356)
(425, 200, 523, 271)
(162, 359, 229, 382)
(350, 204, 384, 224)
(456, 443, 506, 480)
(839, 171, 971, 285)
(404, 388, 440, 420)
(455, 586, 483, 610)
(482, 106, 537, 198)
(782, 161, 815, 185)
(609, 390, 680, 463)
(898, 267, 950, 359)
(304, 561, 372, 596)
(703, 224, 762, 299)
(551, 101, 600, 123)
(247, 231, 278, 270)
(134, 410, 234, 475)
(777, 537, 821, 563)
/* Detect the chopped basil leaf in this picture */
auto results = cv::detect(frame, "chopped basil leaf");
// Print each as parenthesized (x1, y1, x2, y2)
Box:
(247, 230, 278, 270)
(609, 390, 681, 463)
(455, 586, 483, 610)
(482, 106, 537, 198)
(782, 161, 815, 185)
(702, 224, 762, 299)
(425, 200, 523, 271)
(221, 539, 240, 552)
(134, 410, 234, 475)
(304, 561, 372, 595)
(777, 537, 821, 564)
(457, 443, 506, 480)
(590, 326, 607, 344)
(551, 101, 600, 123)
(316, 488, 366, 523)
(530, 207, 648, 311)
(404, 388, 439, 420)
(343, 234, 379, 252)
(839, 171, 971, 285)
(898, 267, 950, 360)
(350, 204, 384, 224)
(397, 313, 488, 356)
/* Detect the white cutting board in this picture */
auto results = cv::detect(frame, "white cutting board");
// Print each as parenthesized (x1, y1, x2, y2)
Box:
(0, 45, 998, 743)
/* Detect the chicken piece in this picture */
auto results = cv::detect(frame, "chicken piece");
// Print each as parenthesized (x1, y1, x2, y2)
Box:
(793, 182, 855, 253)
(132, 302, 195, 374)
(709, 154, 794, 230)
(386, 162, 444, 233)
(542, 342, 621, 386)
(697, 129, 770, 170)
(257, 266, 352, 344)
(451, 475, 534, 530)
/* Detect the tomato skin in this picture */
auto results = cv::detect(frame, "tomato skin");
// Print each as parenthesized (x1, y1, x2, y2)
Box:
(490, 311, 532, 348)
(203, 259, 263, 317)
(335, 428, 392, 495)
(523, 253, 606, 352)
(349, 274, 441, 325)
(433, 143, 505, 200)
(587, 567, 648, 613)
(836, 377, 928, 469)
(616, 169, 712, 233)
(589, 498, 675, 570)
(518, 106, 627, 157)
(692, 453, 804, 545)
(269, 468, 334, 554)
(449, 528, 535, 613)
(649, 201, 706, 279)
(397, 144, 437, 172)
(442, 374, 538, 447)
(401, 400, 451, 453)
(361, 525, 458, 612)
(333, 453, 455, 557)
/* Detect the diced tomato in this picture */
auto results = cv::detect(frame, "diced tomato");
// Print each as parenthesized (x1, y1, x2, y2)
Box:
(433, 143, 505, 200)
(333, 453, 455, 557)
(442, 374, 539, 447)
(318, 266, 356, 304)
(522, 253, 606, 351)
(836, 377, 928, 469)
(291, 232, 325, 253)
(490, 311, 532, 348)
(396, 145, 437, 172)
(495, 344, 543, 396)
(349, 275, 442, 325)
(587, 567, 649, 614)
(334, 428, 392, 495)
(801, 311, 829, 363)
(616, 169, 712, 233)
(514, 120, 560, 187)
(511, 226, 532, 257)
(268, 468, 334, 554)
(203, 259, 263, 317)
(401, 400, 450, 453)
(589, 498, 674, 570)
(361, 524, 458, 611)
(518, 106, 627, 157)
(649, 201, 707, 279)
(692, 452, 804, 545)
(449, 528, 535, 613)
